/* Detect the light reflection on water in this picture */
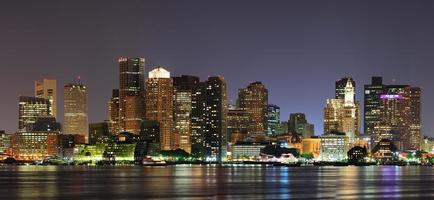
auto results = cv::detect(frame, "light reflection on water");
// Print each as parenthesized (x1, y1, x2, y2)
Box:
(0, 165, 433, 199)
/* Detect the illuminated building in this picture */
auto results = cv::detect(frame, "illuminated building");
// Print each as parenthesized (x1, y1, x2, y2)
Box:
(324, 78, 359, 143)
(237, 82, 268, 136)
(35, 79, 57, 119)
(118, 57, 145, 132)
(266, 104, 280, 136)
(0, 131, 12, 154)
(145, 67, 173, 151)
(11, 131, 59, 160)
(364, 77, 385, 135)
(371, 138, 399, 162)
(232, 142, 268, 160)
(124, 95, 144, 135)
(347, 146, 368, 164)
(301, 137, 321, 159)
(191, 76, 228, 161)
(63, 82, 88, 143)
(320, 133, 348, 161)
(335, 77, 356, 101)
(227, 105, 249, 143)
(422, 136, 434, 153)
(173, 75, 200, 154)
(374, 85, 421, 150)
(18, 96, 50, 131)
(323, 99, 344, 134)
(108, 89, 120, 134)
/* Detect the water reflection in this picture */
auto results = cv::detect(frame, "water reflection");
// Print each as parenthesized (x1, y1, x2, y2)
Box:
(0, 165, 433, 199)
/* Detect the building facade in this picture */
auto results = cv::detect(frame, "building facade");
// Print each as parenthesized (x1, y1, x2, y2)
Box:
(63, 83, 88, 143)
(108, 89, 120, 135)
(237, 82, 268, 136)
(35, 79, 57, 119)
(18, 96, 50, 131)
(145, 67, 173, 151)
(266, 104, 280, 136)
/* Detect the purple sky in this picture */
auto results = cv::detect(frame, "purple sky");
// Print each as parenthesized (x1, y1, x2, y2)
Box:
(1, 0, 433, 136)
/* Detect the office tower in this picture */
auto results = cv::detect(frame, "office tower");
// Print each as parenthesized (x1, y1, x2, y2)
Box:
(296, 123, 315, 139)
(63, 82, 88, 143)
(408, 87, 421, 150)
(173, 75, 199, 154)
(191, 76, 228, 161)
(18, 96, 50, 131)
(119, 57, 145, 132)
(237, 82, 268, 136)
(288, 113, 307, 134)
(364, 77, 385, 135)
(108, 89, 120, 134)
(335, 77, 356, 101)
(124, 95, 144, 135)
(227, 105, 249, 143)
(89, 122, 111, 145)
(374, 85, 421, 150)
(35, 79, 57, 119)
(145, 67, 173, 151)
(266, 104, 280, 136)
(323, 99, 344, 134)
(0, 131, 12, 154)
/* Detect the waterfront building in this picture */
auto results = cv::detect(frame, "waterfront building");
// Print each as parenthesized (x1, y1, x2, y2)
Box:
(173, 75, 200, 154)
(371, 139, 399, 162)
(118, 57, 145, 132)
(231, 142, 268, 160)
(191, 76, 228, 161)
(422, 136, 434, 153)
(320, 133, 348, 161)
(0, 131, 12, 154)
(145, 67, 173, 151)
(108, 89, 120, 135)
(63, 82, 88, 143)
(301, 137, 321, 159)
(11, 131, 59, 160)
(18, 96, 50, 131)
(140, 120, 160, 156)
(237, 82, 268, 136)
(266, 104, 280, 136)
(35, 79, 57, 119)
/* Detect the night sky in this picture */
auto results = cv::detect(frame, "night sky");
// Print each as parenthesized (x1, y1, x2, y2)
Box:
(1, 0, 433, 136)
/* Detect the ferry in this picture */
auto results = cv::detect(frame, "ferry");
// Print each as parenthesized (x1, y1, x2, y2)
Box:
(142, 157, 167, 166)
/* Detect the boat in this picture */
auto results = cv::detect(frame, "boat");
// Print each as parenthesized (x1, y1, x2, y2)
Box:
(142, 157, 167, 166)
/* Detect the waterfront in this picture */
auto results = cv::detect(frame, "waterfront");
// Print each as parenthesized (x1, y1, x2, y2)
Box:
(0, 165, 433, 199)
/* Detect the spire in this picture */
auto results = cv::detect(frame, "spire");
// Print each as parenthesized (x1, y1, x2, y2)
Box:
(344, 78, 355, 106)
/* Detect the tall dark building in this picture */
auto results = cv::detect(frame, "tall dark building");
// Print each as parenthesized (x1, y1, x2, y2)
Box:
(108, 89, 120, 134)
(266, 104, 280, 136)
(118, 57, 145, 133)
(364, 77, 385, 135)
(336, 77, 356, 101)
(288, 113, 307, 134)
(173, 75, 200, 154)
(31, 116, 61, 132)
(191, 76, 228, 161)
(89, 122, 111, 145)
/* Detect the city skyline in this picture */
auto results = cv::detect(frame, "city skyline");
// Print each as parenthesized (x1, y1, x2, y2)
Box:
(1, 1, 433, 137)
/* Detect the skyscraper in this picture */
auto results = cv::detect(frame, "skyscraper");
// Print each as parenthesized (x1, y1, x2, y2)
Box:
(63, 82, 88, 143)
(124, 95, 144, 135)
(108, 89, 120, 134)
(35, 79, 57, 119)
(173, 75, 200, 154)
(288, 113, 307, 134)
(266, 104, 280, 136)
(145, 67, 173, 151)
(364, 77, 385, 135)
(341, 79, 358, 142)
(18, 96, 50, 131)
(191, 76, 228, 161)
(119, 57, 145, 132)
(227, 105, 249, 143)
(237, 82, 268, 136)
